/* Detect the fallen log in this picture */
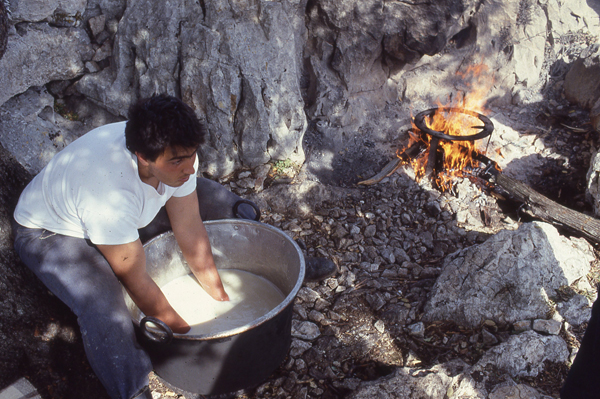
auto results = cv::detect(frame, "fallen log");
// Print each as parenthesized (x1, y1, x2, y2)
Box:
(492, 173, 600, 245)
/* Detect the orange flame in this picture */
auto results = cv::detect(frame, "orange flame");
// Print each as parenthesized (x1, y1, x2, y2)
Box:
(402, 63, 496, 191)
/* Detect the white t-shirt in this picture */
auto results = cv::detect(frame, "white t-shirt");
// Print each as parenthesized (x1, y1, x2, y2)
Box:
(14, 121, 198, 245)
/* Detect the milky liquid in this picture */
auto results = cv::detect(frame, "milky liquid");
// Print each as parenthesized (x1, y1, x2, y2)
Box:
(160, 269, 285, 335)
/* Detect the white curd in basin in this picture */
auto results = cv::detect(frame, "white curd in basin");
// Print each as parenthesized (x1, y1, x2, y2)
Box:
(160, 269, 285, 335)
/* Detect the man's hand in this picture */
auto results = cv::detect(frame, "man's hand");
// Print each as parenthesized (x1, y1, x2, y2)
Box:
(166, 192, 229, 302)
(97, 240, 191, 334)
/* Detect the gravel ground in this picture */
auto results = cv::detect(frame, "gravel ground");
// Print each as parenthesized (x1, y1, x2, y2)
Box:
(146, 97, 599, 399)
(2, 93, 596, 399)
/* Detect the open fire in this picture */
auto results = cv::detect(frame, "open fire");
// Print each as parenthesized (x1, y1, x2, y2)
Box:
(409, 107, 495, 191)
(403, 63, 498, 191)
(359, 61, 600, 246)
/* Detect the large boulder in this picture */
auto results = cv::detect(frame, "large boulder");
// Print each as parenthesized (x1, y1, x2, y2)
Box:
(564, 45, 600, 110)
(7, 0, 86, 25)
(76, 0, 307, 179)
(564, 44, 600, 132)
(346, 359, 479, 399)
(423, 222, 595, 328)
(0, 22, 93, 108)
(0, 87, 86, 174)
(472, 330, 569, 379)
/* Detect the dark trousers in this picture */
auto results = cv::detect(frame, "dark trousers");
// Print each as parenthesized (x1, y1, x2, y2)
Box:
(12, 178, 258, 399)
(561, 294, 600, 398)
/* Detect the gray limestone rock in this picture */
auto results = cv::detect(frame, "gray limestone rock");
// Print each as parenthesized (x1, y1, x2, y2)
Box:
(423, 222, 595, 327)
(75, 0, 186, 116)
(488, 383, 542, 399)
(7, 0, 86, 24)
(347, 359, 475, 399)
(0, 87, 86, 174)
(587, 149, 600, 216)
(85, 0, 126, 23)
(473, 330, 569, 378)
(0, 0, 7, 60)
(0, 23, 93, 108)
(555, 294, 592, 327)
(182, 0, 307, 178)
(407, 322, 425, 339)
(564, 45, 600, 109)
(291, 320, 321, 341)
(87, 14, 105, 38)
(532, 319, 562, 335)
(348, 333, 557, 397)
(289, 338, 312, 357)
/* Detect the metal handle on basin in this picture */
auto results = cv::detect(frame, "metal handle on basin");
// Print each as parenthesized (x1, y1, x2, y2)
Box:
(140, 316, 173, 344)
(233, 199, 261, 221)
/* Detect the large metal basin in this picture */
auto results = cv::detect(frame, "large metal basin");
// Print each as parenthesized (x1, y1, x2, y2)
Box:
(123, 219, 305, 395)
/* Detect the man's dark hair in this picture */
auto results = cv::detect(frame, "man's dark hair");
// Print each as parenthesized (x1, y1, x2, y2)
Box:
(125, 94, 206, 161)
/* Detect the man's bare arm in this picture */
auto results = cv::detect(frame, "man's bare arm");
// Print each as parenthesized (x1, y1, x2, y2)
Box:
(166, 192, 229, 301)
(96, 240, 191, 333)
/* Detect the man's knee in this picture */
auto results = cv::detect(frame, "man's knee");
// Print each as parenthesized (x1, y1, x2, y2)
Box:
(196, 177, 260, 221)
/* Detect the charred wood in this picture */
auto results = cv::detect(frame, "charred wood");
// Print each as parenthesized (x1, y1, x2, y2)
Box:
(492, 173, 600, 245)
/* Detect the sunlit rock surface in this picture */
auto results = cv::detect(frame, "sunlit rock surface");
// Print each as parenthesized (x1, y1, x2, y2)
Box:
(423, 222, 594, 327)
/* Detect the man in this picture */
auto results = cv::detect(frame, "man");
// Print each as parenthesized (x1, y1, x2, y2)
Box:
(12, 95, 335, 398)
(560, 294, 600, 398)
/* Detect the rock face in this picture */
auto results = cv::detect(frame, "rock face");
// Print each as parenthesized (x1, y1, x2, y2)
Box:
(0, 23, 93, 107)
(0, 0, 7, 60)
(0, 0, 597, 180)
(76, 0, 307, 178)
(564, 45, 600, 110)
(565, 44, 600, 131)
(6, 0, 87, 24)
(0, 87, 86, 174)
(423, 222, 595, 328)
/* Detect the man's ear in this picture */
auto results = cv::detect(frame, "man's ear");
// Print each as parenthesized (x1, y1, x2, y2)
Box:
(135, 152, 151, 166)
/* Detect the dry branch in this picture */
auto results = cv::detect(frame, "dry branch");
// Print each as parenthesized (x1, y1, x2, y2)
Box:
(493, 173, 600, 245)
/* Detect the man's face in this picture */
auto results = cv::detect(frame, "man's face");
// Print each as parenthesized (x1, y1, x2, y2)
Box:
(145, 146, 198, 188)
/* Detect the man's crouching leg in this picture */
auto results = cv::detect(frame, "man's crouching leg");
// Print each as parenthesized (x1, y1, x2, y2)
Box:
(196, 177, 260, 221)
(12, 223, 153, 399)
